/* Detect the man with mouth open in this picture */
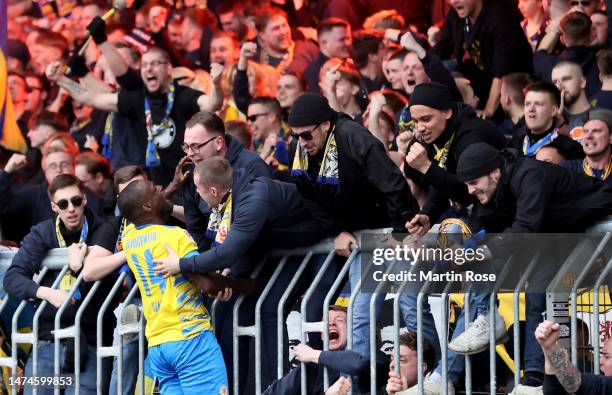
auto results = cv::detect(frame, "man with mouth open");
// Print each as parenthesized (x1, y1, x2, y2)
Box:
(456, 143, 612, 394)
(561, 109, 612, 186)
(45, 47, 224, 187)
(263, 305, 389, 394)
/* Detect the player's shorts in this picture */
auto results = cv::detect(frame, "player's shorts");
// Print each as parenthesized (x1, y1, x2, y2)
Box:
(145, 330, 228, 394)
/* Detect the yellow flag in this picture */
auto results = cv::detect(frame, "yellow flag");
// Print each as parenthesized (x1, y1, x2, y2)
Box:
(0, 50, 27, 154)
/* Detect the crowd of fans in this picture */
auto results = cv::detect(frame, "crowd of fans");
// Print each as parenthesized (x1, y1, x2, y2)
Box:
(3, 0, 612, 394)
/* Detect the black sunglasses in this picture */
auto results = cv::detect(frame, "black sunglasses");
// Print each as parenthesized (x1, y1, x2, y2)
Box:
(181, 136, 218, 153)
(570, 0, 591, 5)
(55, 196, 84, 210)
(247, 112, 269, 122)
(290, 123, 321, 142)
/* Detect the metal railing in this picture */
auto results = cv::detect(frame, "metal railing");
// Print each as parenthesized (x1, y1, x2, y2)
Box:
(1, 226, 612, 395)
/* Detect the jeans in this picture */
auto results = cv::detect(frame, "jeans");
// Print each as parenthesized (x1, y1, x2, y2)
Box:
(24, 341, 111, 395)
(108, 333, 141, 395)
(349, 253, 385, 358)
(261, 254, 337, 383)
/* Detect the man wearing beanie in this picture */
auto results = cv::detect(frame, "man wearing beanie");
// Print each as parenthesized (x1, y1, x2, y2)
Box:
(456, 143, 612, 394)
(404, 82, 506, 235)
(397, 82, 507, 394)
(287, 92, 420, 362)
(561, 109, 612, 186)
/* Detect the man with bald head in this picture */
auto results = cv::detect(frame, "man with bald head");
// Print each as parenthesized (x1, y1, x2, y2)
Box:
(117, 179, 228, 394)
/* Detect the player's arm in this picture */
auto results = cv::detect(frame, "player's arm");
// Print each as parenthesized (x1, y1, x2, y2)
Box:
(83, 247, 126, 282)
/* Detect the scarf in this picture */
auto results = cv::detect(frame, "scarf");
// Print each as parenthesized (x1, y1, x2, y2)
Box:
(206, 192, 233, 247)
(56, 215, 88, 300)
(101, 113, 114, 160)
(522, 128, 558, 157)
(291, 126, 340, 186)
(583, 156, 612, 180)
(144, 83, 176, 168)
(433, 132, 455, 170)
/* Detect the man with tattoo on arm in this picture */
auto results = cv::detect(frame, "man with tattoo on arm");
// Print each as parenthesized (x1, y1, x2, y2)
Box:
(536, 320, 612, 394)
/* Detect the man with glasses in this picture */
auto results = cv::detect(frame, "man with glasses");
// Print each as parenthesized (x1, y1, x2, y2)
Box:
(287, 92, 419, 368)
(166, 111, 270, 250)
(45, 47, 225, 187)
(155, 156, 326, 389)
(0, 148, 103, 243)
(3, 174, 117, 394)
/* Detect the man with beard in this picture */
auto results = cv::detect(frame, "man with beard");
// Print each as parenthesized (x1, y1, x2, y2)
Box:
(510, 81, 583, 160)
(552, 61, 596, 142)
(117, 179, 228, 394)
(455, 143, 612, 394)
(562, 109, 612, 185)
(45, 47, 224, 187)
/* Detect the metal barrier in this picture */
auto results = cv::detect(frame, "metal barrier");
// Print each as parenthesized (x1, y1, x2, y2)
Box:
(2, 227, 612, 395)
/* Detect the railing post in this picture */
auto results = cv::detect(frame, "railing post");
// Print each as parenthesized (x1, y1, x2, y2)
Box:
(489, 256, 513, 395)
(277, 252, 312, 379)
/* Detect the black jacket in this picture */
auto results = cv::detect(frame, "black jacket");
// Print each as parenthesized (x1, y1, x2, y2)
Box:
(472, 149, 612, 233)
(182, 135, 272, 250)
(291, 112, 419, 236)
(533, 46, 601, 98)
(432, 0, 533, 104)
(179, 169, 323, 277)
(3, 209, 117, 346)
(263, 350, 389, 395)
(0, 172, 104, 243)
(407, 103, 507, 223)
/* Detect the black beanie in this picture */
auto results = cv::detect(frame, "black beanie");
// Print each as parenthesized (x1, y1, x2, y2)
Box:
(457, 143, 504, 182)
(408, 82, 453, 110)
(288, 93, 335, 127)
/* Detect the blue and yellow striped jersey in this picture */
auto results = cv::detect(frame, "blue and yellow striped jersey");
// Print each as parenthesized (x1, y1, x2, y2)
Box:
(121, 223, 212, 347)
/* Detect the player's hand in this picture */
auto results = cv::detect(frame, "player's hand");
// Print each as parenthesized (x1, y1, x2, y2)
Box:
(153, 244, 181, 277)
(215, 287, 233, 302)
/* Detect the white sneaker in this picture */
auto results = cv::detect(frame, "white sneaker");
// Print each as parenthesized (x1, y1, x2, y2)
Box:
(508, 384, 543, 395)
(399, 376, 455, 395)
(448, 312, 508, 355)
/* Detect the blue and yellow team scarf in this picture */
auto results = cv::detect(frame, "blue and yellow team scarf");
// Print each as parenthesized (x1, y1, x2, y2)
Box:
(101, 113, 114, 161)
(144, 83, 176, 168)
(522, 128, 559, 157)
(205, 193, 233, 247)
(55, 216, 89, 300)
(583, 156, 612, 180)
(291, 127, 340, 186)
